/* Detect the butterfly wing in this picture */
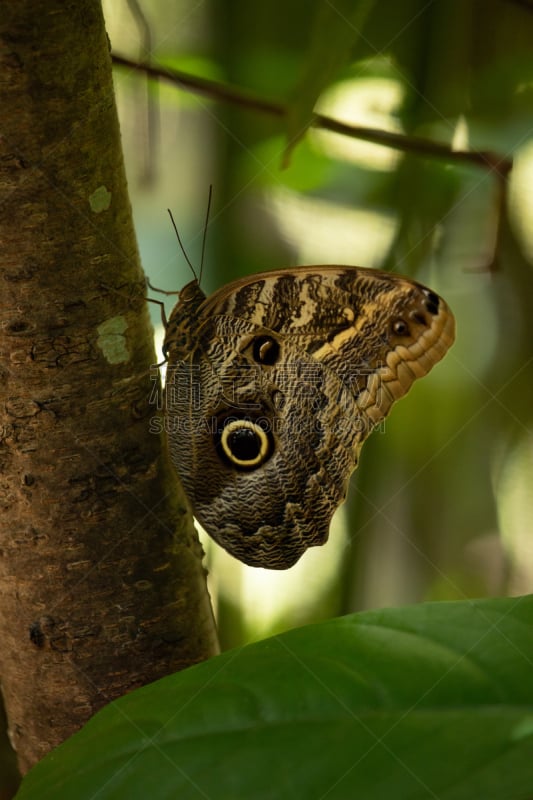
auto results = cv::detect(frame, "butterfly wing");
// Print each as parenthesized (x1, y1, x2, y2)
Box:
(164, 266, 455, 569)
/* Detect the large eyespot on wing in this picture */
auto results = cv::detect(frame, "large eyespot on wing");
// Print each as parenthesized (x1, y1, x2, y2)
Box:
(215, 415, 274, 471)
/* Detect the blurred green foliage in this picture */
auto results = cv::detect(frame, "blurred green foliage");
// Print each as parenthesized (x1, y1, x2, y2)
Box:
(108, 0, 533, 646)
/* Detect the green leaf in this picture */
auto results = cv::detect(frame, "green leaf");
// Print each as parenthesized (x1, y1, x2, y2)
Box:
(285, 0, 376, 162)
(239, 134, 334, 191)
(17, 596, 533, 800)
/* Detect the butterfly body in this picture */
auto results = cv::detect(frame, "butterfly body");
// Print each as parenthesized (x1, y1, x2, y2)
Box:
(164, 266, 455, 569)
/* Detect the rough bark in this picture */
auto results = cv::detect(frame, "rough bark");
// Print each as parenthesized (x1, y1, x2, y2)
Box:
(0, 0, 218, 777)
(0, 694, 18, 800)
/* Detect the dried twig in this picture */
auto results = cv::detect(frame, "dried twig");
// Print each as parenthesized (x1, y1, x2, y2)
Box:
(111, 53, 513, 177)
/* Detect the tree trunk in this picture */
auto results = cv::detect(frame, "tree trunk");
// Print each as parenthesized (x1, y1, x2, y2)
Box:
(0, 0, 218, 778)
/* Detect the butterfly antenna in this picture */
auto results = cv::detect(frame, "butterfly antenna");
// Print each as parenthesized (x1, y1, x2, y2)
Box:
(167, 209, 199, 282)
(199, 184, 212, 286)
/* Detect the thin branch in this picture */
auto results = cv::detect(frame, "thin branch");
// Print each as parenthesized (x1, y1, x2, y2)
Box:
(313, 115, 511, 176)
(111, 53, 513, 177)
(112, 53, 284, 116)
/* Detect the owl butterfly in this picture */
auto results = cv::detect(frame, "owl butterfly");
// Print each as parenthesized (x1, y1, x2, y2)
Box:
(163, 265, 455, 569)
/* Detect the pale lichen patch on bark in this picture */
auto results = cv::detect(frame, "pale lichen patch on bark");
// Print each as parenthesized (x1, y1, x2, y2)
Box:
(89, 185, 112, 212)
(96, 315, 129, 363)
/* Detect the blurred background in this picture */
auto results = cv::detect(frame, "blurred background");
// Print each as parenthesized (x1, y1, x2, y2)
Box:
(104, 0, 533, 650)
